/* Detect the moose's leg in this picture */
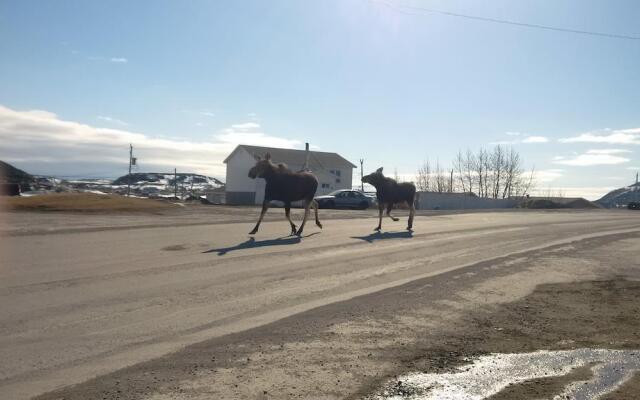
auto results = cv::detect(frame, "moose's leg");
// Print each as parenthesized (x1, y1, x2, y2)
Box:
(284, 202, 297, 236)
(295, 199, 312, 236)
(386, 203, 399, 222)
(249, 200, 270, 235)
(312, 200, 323, 229)
(407, 200, 415, 231)
(375, 203, 384, 231)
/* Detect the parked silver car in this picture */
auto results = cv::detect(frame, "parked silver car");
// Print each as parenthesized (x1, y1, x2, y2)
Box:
(315, 190, 376, 209)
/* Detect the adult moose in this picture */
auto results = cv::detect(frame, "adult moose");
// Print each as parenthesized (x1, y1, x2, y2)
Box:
(362, 167, 416, 231)
(248, 153, 322, 236)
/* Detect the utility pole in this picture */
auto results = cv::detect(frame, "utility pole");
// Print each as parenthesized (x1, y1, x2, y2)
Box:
(360, 159, 364, 192)
(450, 169, 454, 193)
(127, 144, 133, 196)
(303, 143, 310, 170)
(174, 168, 178, 199)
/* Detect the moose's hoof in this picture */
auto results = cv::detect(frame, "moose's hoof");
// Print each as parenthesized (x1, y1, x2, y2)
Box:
(392, 218, 399, 222)
(317, 223, 323, 229)
(374, 227, 381, 231)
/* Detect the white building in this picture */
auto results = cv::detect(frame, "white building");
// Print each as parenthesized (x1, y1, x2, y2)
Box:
(223, 144, 357, 205)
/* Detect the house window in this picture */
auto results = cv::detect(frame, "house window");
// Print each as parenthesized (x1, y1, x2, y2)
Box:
(335, 170, 341, 177)
(321, 183, 330, 189)
(336, 178, 341, 183)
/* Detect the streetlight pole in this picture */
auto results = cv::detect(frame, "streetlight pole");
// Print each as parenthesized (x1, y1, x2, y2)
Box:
(360, 159, 364, 192)
(127, 144, 132, 196)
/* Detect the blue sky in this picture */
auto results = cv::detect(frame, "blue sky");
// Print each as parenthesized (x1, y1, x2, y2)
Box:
(1, 0, 639, 199)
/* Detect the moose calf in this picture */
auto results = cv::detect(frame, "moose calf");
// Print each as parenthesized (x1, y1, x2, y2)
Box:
(362, 167, 416, 231)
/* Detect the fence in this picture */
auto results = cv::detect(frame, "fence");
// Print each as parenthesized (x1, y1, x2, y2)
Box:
(416, 191, 518, 210)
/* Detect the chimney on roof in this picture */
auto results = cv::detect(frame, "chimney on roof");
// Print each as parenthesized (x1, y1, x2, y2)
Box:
(304, 142, 310, 171)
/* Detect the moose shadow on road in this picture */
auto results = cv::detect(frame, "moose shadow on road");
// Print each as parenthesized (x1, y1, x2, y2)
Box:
(351, 230, 413, 243)
(204, 232, 320, 255)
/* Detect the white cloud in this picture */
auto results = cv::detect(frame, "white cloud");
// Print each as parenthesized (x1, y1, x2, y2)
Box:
(522, 136, 549, 143)
(585, 149, 632, 155)
(199, 111, 216, 117)
(97, 115, 129, 126)
(535, 169, 563, 183)
(110, 57, 128, 63)
(491, 132, 550, 145)
(559, 128, 640, 145)
(0, 105, 301, 178)
(553, 150, 630, 167)
(216, 122, 301, 149)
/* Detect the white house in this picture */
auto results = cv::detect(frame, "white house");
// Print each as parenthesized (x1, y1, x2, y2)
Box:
(223, 144, 357, 205)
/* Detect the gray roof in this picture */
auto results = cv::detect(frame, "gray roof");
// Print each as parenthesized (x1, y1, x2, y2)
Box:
(224, 145, 357, 169)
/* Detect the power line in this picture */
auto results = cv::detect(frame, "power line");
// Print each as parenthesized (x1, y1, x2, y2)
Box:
(373, 0, 640, 40)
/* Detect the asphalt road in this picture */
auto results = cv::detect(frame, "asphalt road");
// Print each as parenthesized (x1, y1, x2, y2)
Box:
(2, 210, 640, 399)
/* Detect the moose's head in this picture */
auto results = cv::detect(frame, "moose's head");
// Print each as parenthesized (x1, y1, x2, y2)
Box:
(248, 153, 273, 179)
(362, 167, 385, 186)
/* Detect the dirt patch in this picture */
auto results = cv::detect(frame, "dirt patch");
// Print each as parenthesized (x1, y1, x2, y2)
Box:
(1, 193, 177, 213)
(161, 244, 188, 251)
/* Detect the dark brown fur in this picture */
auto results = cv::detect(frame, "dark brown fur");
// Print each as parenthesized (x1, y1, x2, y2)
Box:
(248, 153, 322, 236)
(362, 167, 416, 231)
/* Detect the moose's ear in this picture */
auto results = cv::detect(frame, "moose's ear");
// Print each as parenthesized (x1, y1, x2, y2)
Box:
(254, 154, 261, 161)
(264, 153, 271, 161)
(376, 167, 383, 174)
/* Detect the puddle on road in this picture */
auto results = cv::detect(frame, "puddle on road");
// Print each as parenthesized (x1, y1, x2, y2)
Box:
(369, 348, 640, 400)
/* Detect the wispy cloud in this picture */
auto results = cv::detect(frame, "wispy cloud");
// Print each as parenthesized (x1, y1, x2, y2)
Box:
(491, 132, 550, 145)
(97, 115, 129, 126)
(87, 56, 128, 64)
(559, 128, 640, 145)
(582, 149, 631, 155)
(0, 105, 301, 178)
(216, 122, 301, 149)
(553, 149, 631, 166)
(535, 169, 564, 183)
(522, 135, 549, 143)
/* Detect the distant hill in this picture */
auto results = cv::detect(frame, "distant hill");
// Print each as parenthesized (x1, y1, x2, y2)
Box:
(112, 172, 223, 187)
(519, 196, 600, 209)
(596, 183, 640, 208)
(0, 160, 35, 189)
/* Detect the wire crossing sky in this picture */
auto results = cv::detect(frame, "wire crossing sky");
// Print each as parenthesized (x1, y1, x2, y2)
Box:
(375, 0, 640, 40)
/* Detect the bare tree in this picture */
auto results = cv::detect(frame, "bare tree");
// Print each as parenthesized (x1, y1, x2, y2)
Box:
(414, 146, 535, 198)
(464, 149, 475, 195)
(435, 159, 446, 193)
(415, 159, 432, 192)
(489, 145, 502, 198)
(453, 150, 467, 193)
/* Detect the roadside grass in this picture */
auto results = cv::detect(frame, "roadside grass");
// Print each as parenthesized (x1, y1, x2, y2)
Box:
(1, 193, 178, 213)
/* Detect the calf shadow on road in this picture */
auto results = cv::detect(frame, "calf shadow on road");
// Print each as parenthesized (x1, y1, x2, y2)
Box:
(204, 232, 320, 256)
(351, 230, 413, 243)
